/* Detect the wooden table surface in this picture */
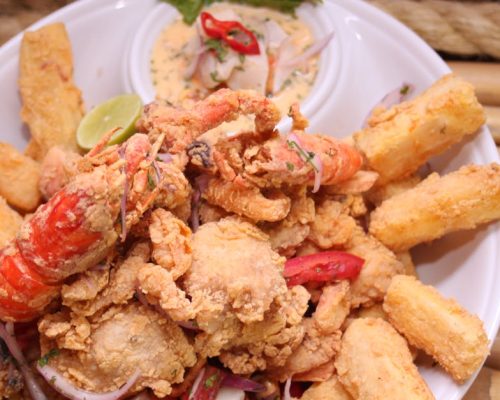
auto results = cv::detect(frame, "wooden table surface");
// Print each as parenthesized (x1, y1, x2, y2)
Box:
(0, 1, 499, 399)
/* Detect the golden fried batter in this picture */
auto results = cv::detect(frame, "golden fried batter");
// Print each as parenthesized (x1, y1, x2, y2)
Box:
(0, 196, 23, 248)
(384, 275, 488, 383)
(0, 142, 41, 211)
(19, 23, 84, 160)
(307, 200, 355, 249)
(345, 224, 404, 307)
(149, 208, 192, 280)
(354, 73, 485, 184)
(39, 303, 197, 398)
(335, 318, 434, 400)
(369, 163, 500, 251)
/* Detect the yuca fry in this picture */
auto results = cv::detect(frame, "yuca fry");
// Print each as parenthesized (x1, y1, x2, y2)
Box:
(369, 163, 500, 252)
(335, 318, 434, 400)
(396, 251, 418, 277)
(383, 275, 489, 383)
(354, 73, 485, 184)
(0, 197, 23, 248)
(301, 376, 353, 400)
(19, 23, 84, 161)
(365, 174, 421, 207)
(345, 224, 404, 308)
(0, 142, 41, 211)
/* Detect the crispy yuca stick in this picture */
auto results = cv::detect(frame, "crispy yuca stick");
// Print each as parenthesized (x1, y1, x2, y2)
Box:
(301, 376, 353, 400)
(383, 275, 489, 383)
(335, 318, 434, 400)
(354, 73, 485, 184)
(19, 23, 84, 161)
(369, 163, 500, 252)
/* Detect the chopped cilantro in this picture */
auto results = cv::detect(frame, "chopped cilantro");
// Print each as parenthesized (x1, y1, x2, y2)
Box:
(287, 140, 319, 172)
(147, 172, 156, 190)
(205, 38, 228, 62)
(400, 84, 410, 95)
(286, 162, 295, 171)
(210, 70, 224, 83)
(38, 348, 59, 367)
(238, 53, 246, 64)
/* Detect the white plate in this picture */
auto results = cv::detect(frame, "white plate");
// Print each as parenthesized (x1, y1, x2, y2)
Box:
(0, 1, 498, 399)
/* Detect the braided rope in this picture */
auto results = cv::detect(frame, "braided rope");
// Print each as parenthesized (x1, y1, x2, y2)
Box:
(367, 0, 500, 59)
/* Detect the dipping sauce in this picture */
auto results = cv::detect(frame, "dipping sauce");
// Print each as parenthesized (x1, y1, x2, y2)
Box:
(150, 2, 320, 128)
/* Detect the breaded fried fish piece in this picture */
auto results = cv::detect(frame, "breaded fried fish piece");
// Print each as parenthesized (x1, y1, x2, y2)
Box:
(19, 23, 84, 160)
(0, 142, 41, 211)
(369, 163, 500, 252)
(0, 197, 23, 248)
(384, 275, 489, 383)
(354, 74, 485, 184)
(335, 318, 434, 400)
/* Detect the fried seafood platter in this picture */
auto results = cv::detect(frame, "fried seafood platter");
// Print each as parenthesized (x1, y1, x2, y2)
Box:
(0, 5, 500, 400)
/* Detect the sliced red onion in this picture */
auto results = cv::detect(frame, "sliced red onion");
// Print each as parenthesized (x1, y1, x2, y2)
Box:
(283, 378, 292, 400)
(222, 374, 265, 392)
(118, 146, 129, 241)
(0, 323, 47, 400)
(184, 25, 208, 80)
(188, 367, 205, 400)
(287, 133, 323, 193)
(281, 31, 334, 68)
(362, 82, 414, 127)
(157, 153, 173, 163)
(152, 160, 162, 183)
(190, 188, 201, 233)
(176, 320, 200, 331)
(264, 20, 288, 50)
(37, 364, 140, 400)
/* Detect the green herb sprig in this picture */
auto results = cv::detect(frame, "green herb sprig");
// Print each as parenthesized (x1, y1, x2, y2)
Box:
(160, 0, 323, 25)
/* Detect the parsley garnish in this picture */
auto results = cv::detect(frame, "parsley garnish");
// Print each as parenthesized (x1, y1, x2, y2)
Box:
(287, 140, 319, 172)
(38, 348, 59, 367)
(160, 0, 322, 25)
(205, 38, 228, 62)
(204, 373, 218, 388)
(210, 71, 224, 83)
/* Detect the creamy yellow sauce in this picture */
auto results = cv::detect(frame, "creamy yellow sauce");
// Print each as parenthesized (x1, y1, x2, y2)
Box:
(151, 3, 318, 133)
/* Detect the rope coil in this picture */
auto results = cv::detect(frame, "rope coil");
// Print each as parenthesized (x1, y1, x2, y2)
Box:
(367, 0, 500, 59)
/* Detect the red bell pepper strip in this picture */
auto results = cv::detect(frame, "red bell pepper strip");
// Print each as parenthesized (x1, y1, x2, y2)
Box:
(200, 11, 260, 55)
(284, 251, 364, 287)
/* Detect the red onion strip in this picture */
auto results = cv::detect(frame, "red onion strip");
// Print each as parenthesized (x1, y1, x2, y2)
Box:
(118, 146, 128, 241)
(0, 322, 47, 400)
(283, 378, 292, 400)
(280, 31, 334, 68)
(185, 26, 209, 80)
(287, 133, 323, 193)
(188, 367, 205, 400)
(362, 82, 414, 127)
(157, 153, 173, 163)
(36, 364, 140, 400)
(221, 374, 265, 392)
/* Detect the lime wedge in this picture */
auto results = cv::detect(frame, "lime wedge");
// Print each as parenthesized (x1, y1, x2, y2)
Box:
(76, 94, 142, 150)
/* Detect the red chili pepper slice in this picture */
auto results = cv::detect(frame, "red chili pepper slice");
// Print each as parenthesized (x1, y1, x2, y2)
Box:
(200, 11, 260, 55)
(284, 251, 364, 287)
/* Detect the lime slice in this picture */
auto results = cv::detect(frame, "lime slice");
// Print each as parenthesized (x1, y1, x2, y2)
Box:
(76, 94, 142, 150)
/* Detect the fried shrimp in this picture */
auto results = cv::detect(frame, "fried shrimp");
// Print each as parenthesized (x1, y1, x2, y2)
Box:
(137, 89, 281, 155)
